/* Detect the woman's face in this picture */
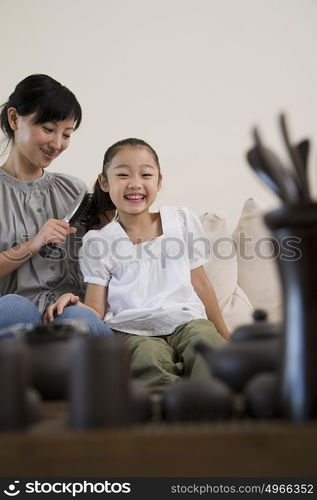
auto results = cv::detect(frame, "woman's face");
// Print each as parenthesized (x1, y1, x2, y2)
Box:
(12, 111, 75, 169)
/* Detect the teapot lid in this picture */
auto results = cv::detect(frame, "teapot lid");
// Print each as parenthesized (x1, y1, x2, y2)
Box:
(27, 320, 90, 343)
(230, 310, 282, 342)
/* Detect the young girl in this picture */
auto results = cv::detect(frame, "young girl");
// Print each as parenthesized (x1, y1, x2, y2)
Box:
(0, 74, 112, 336)
(46, 138, 229, 385)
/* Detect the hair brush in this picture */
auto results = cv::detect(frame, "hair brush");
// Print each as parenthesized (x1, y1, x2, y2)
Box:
(39, 191, 93, 259)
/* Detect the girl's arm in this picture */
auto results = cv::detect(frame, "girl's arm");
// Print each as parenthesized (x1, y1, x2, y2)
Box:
(191, 266, 230, 340)
(84, 283, 107, 319)
(44, 284, 107, 322)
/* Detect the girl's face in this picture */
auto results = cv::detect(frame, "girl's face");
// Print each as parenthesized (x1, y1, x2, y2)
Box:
(10, 110, 75, 169)
(100, 147, 162, 217)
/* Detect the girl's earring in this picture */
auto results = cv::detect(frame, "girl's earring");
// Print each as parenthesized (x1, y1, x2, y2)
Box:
(113, 209, 119, 222)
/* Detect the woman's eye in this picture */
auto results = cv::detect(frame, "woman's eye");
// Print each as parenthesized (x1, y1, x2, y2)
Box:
(116, 173, 128, 177)
(63, 134, 71, 139)
(142, 174, 153, 177)
(42, 126, 53, 133)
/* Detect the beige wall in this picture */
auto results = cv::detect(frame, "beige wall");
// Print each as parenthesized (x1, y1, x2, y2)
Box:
(1, 0, 317, 228)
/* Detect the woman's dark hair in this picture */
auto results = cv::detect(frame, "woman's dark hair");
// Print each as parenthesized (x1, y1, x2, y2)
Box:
(84, 138, 161, 231)
(0, 74, 82, 142)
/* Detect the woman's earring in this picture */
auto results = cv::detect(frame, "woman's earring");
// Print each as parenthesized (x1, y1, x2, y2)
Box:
(113, 209, 119, 222)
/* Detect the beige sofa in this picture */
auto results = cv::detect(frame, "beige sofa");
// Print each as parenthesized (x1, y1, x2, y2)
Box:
(200, 198, 282, 333)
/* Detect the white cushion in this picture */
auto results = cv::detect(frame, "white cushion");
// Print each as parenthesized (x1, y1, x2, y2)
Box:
(200, 211, 237, 309)
(200, 211, 253, 332)
(221, 287, 255, 332)
(232, 198, 282, 322)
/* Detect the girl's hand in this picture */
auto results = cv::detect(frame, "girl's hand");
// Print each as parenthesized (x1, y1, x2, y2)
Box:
(28, 219, 77, 255)
(43, 293, 79, 323)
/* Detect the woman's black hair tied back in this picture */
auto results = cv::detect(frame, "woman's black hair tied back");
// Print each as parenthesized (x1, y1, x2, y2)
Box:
(0, 74, 82, 141)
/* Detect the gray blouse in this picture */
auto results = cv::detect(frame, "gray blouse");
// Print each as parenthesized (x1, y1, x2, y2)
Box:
(0, 168, 87, 314)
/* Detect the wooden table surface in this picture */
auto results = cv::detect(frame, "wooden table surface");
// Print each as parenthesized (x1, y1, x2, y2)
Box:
(0, 401, 316, 477)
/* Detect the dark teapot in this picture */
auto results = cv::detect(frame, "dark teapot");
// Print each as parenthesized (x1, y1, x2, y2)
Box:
(195, 310, 282, 392)
(162, 377, 234, 422)
(230, 309, 281, 342)
(24, 320, 90, 400)
(243, 372, 281, 419)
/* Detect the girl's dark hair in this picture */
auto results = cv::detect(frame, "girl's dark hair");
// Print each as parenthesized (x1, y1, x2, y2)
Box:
(84, 138, 161, 231)
(0, 74, 82, 142)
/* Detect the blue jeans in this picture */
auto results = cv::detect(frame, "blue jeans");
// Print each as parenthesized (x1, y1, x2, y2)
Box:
(0, 294, 113, 337)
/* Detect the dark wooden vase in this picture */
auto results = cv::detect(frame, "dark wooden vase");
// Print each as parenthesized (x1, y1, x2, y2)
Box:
(265, 204, 317, 421)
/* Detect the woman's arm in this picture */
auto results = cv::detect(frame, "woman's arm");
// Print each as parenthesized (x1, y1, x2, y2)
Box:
(191, 266, 230, 340)
(0, 219, 76, 278)
(0, 240, 36, 278)
(44, 284, 107, 322)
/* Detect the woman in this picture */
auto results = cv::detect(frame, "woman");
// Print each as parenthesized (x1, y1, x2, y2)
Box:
(0, 74, 112, 336)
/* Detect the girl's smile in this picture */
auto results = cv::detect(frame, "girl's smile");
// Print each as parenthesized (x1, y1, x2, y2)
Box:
(124, 193, 145, 203)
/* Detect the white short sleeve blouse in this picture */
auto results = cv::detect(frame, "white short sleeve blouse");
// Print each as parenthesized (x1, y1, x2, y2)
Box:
(80, 206, 211, 336)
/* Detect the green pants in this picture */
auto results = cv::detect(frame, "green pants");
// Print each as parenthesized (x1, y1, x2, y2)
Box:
(115, 319, 226, 386)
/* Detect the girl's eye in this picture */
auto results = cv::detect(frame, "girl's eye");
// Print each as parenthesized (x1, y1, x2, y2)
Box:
(142, 174, 153, 177)
(116, 173, 128, 177)
(63, 134, 71, 139)
(42, 126, 53, 133)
